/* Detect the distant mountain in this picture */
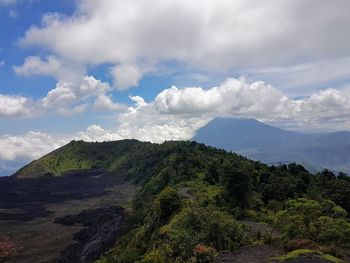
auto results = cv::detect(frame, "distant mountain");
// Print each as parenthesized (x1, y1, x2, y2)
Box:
(193, 118, 350, 173)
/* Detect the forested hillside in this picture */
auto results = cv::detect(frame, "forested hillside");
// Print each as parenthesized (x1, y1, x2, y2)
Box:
(11, 140, 350, 262)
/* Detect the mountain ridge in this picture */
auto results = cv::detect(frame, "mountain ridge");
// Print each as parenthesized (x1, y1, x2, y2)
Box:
(193, 118, 350, 173)
(3, 139, 350, 262)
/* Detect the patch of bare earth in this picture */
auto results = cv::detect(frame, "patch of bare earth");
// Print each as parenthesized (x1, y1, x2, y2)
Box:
(215, 244, 283, 263)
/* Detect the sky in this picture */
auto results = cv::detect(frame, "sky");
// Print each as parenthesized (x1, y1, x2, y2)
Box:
(1, 0, 350, 175)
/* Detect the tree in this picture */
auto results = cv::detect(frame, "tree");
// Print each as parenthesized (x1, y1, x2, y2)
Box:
(156, 187, 181, 219)
(204, 159, 222, 184)
(326, 179, 350, 212)
(222, 162, 251, 208)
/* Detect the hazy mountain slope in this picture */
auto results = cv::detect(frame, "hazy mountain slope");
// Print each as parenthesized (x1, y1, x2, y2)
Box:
(193, 118, 310, 150)
(193, 118, 350, 173)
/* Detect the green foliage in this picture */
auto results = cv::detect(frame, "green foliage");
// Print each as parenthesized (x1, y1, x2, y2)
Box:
(13, 139, 350, 261)
(222, 163, 251, 208)
(313, 216, 350, 245)
(193, 244, 218, 263)
(155, 187, 181, 219)
(165, 206, 250, 261)
(272, 198, 350, 246)
(140, 248, 169, 263)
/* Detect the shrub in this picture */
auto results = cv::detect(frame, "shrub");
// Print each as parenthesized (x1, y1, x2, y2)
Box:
(313, 216, 350, 245)
(166, 206, 250, 261)
(193, 244, 217, 263)
(141, 249, 167, 263)
(155, 187, 181, 219)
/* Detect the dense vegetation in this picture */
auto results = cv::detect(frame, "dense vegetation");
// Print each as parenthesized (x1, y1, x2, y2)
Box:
(13, 140, 350, 262)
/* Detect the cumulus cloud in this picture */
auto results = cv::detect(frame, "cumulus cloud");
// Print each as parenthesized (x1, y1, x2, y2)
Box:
(110, 64, 144, 90)
(0, 94, 32, 117)
(14, 56, 85, 82)
(0, 124, 123, 161)
(18, 0, 350, 90)
(93, 94, 125, 111)
(3, 77, 350, 167)
(153, 78, 293, 119)
(0, 131, 67, 161)
(41, 76, 111, 115)
(120, 77, 350, 135)
(0, 75, 123, 117)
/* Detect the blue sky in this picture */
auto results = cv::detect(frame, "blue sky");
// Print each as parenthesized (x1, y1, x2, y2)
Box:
(1, 0, 350, 175)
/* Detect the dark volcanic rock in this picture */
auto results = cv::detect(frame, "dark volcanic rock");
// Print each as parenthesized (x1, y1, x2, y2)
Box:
(0, 171, 123, 221)
(55, 206, 125, 263)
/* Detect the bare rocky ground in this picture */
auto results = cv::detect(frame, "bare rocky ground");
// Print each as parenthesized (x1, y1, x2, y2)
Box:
(215, 244, 283, 263)
(0, 171, 135, 263)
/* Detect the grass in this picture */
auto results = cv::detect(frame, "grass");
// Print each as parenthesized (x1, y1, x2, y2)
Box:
(274, 249, 343, 262)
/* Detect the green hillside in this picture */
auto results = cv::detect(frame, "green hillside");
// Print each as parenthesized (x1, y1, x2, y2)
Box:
(14, 139, 153, 178)
(13, 140, 350, 262)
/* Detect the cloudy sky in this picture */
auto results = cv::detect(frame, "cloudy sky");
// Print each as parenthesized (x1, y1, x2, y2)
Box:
(1, 0, 350, 175)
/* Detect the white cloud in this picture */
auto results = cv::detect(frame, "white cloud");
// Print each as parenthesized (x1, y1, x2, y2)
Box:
(110, 64, 144, 90)
(19, 0, 350, 90)
(14, 56, 85, 82)
(0, 61, 5, 67)
(0, 75, 122, 118)
(93, 94, 125, 111)
(41, 76, 112, 115)
(0, 94, 31, 117)
(76, 124, 122, 142)
(153, 78, 292, 119)
(120, 77, 350, 134)
(0, 125, 123, 162)
(0, 131, 67, 160)
(4, 77, 350, 167)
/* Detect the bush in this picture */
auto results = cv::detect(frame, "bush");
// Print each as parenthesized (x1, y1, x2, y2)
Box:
(193, 244, 217, 263)
(155, 187, 181, 219)
(166, 206, 250, 261)
(141, 249, 168, 263)
(313, 216, 350, 245)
